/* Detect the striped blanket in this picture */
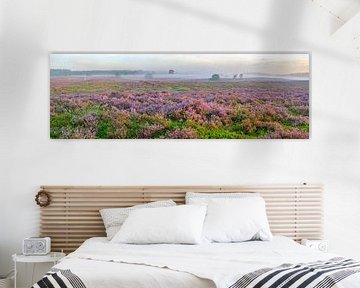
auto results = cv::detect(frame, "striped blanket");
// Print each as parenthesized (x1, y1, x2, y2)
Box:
(229, 258, 360, 288)
(32, 258, 360, 288)
(32, 268, 86, 288)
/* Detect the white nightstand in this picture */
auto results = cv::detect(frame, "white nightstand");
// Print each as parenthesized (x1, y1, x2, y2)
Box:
(12, 252, 65, 288)
(301, 239, 328, 252)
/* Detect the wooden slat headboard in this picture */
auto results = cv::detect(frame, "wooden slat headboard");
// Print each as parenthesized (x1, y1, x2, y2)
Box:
(39, 184, 323, 253)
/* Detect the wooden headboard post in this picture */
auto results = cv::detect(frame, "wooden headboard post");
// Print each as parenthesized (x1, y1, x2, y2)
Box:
(39, 184, 323, 253)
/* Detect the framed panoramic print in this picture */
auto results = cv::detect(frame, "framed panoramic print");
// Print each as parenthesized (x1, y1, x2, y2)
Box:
(50, 53, 310, 139)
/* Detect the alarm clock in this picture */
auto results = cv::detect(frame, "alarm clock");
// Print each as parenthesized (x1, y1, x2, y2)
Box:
(23, 237, 51, 255)
(301, 239, 328, 252)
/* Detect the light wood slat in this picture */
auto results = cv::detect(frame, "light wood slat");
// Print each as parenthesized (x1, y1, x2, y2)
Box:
(47, 192, 322, 196)
(40, 184, 320, 192)
(52, 243, 86, 247)
(41, 215, 323, 222)
(49, 196, 322, 201)
(50, 235, 104, 238)
(47, 195, 183, 203)
(39, 184, 323, 253)
(41, 213, 324, 220)
(40, 207, 322, 213)
(51, 236, 94, 240)
(41, 212, 102, 216)
(41, 229, 106, 233)
(48, 203, 159, 207)
(47, 203, 322, 208)
(41, 225, 104, 229)
(42, 221, 104, 225)
(41, 219, 322, 225)
(42, 216, 102, 220)
(40, 208, 323, 213)
(45, 190, 320, 194)
(43, 204, 159, 211)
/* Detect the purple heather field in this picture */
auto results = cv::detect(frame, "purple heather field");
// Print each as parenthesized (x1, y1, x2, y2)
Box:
(50, 76, 309, 139)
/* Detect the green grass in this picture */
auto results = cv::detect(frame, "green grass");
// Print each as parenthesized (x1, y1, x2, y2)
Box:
(52, 83, 125, 95)
(50, 113, 74, 129)
(50, 105, 104, 138)
(282, 118, 309, 130)
(288, 107, 304, 116)
(197, 128, 241, 139)
(170, 86, 191, 93)
(167, 119, 186, 129)
(97, 120, 113, 138)
(50, 130, 60, 139)
(125, 117, 144, 138)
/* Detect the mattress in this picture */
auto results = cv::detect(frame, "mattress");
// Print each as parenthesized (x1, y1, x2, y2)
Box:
(36, 236, 360, 288)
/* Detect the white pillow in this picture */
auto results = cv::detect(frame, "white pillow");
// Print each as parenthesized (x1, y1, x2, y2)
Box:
(111, 205, 207, 244)
(100, 200, 176, 240)
(186, 192, 259, 204)
(202, 197, 272, 243)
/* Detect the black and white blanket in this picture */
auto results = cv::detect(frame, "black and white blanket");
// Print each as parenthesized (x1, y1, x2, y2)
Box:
(229, 258, 360, 288)
(32, 268, 86, 288)
(33, 258, 360, 288)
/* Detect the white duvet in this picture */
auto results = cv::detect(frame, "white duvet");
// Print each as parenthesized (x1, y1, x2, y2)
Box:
(54, 237, 360, 288)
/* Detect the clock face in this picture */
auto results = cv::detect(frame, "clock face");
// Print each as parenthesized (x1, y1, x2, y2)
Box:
(26, 242, 33, 249)
(36, 241, 45, 250)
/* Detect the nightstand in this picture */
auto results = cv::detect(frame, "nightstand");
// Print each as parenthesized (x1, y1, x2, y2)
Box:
(12, 252, 65, 288)
(301, 239, 328, 252)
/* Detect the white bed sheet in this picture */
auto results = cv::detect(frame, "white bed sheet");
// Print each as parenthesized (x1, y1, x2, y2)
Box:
(56, 258, 214, 288)
(54, 236, 360, 288)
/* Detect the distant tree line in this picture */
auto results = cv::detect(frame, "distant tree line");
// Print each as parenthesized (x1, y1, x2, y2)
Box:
(50, 69, 144, 77)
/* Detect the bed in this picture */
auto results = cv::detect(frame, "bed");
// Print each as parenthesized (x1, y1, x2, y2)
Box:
(33, 185, 360, 288)
(33, 236, 360, 288)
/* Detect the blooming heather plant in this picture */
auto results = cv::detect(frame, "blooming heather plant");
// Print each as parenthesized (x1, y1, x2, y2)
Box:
(50, 78, 309, 139)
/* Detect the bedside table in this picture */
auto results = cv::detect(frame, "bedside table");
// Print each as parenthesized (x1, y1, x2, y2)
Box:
(301, 239, 328, 252)
(12, 252, 65, 288)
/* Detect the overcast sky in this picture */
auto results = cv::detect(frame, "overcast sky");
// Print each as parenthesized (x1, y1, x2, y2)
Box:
(50, 53, 309, 75)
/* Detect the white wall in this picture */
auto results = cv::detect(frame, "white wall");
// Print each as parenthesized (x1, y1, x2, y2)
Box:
(1, 0, 360, 285)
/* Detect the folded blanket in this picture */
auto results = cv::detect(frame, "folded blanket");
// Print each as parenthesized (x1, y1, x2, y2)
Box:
(32, 268, 86, 288)
(229, 258, 360, 288)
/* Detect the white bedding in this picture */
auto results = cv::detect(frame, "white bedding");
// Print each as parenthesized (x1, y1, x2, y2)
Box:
(53, 237, 360, 288)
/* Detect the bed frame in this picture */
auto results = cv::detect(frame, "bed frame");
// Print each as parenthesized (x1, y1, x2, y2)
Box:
(39, 184, 323, 253)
